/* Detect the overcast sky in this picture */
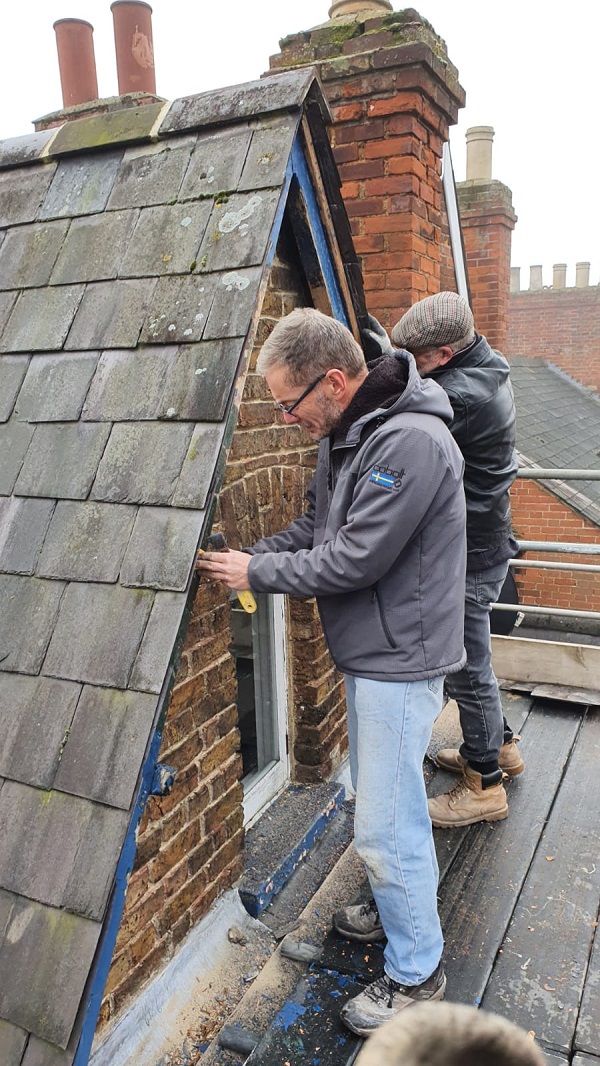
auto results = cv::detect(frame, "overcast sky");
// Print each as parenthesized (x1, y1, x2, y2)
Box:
(1, 1, 598, 287)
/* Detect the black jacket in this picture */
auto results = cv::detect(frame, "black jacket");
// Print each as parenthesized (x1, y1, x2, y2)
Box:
(426, 333, 518, 570)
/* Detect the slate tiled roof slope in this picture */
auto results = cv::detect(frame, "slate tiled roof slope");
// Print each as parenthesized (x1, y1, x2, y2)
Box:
(511, 356, 600, 525)
(0, 68, 364, 1066)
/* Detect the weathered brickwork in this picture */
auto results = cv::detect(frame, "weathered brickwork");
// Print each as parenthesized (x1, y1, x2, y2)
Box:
(457, 181, 517, 354)
(508, 287, 600, 392)
(511, 478, 600, 613)
(101, 231, 345, 1025)
(270, 10, 465, 329)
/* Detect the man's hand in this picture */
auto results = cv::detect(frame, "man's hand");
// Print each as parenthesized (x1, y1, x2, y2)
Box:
(196, 549, 252, 590)
(361, 313, 394, 360)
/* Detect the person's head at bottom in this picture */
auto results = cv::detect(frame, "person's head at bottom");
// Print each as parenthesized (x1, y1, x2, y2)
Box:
(355, 1002, 546, 1066)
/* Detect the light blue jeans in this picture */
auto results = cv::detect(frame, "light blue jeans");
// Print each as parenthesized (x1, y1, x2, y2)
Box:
(344, 673, 444, 985)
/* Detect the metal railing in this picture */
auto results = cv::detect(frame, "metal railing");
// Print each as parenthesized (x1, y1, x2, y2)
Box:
(492, 467, 600, 622)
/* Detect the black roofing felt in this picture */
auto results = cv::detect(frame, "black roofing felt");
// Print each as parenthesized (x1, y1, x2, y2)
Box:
(0, 68, 362, 1065)
(511, 357, 600, 526)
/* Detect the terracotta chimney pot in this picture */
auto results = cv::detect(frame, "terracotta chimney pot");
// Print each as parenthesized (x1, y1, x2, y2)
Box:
(111, 1, 156, 95)
(53, 18, 99, 107)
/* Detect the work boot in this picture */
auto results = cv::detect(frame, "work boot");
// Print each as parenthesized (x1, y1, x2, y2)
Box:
(340, 961, 446, 1036)
(333, 898, 384, 942)
(428, 765, 508, 828)
(435, 735, 525, 777)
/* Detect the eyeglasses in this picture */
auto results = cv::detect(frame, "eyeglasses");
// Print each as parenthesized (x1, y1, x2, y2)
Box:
(274, 373, 326, 416)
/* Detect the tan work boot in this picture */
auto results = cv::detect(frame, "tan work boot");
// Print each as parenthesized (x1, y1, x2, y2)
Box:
(435, 736, 525, 777)
(428, 766, 508, 828)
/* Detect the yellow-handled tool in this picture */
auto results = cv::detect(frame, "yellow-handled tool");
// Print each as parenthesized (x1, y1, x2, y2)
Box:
(199, 532, 257, 614)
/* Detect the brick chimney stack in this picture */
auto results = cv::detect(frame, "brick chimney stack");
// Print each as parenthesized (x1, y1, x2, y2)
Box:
(269, 5, 465, 328)
(456, 126, 517, 353)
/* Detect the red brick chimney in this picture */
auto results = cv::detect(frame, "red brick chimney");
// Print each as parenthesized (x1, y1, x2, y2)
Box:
(456, 126, 517, 353)
(269, 3, 465, 329)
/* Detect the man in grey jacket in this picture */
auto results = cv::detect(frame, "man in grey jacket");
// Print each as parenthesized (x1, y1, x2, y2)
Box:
(197, 307, 467, 1036)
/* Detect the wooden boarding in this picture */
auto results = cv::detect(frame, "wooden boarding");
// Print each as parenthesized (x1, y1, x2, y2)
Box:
(482, 711, 600, 1052)
(530, 684, 600, 706)
(492, 635, 600, 690)
(245, 970, 362, 1066)
(437, 705, 582, 1007)
(574, 906, 600, 1056)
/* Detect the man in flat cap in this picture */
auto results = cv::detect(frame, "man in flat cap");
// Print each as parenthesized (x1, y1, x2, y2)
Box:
(358, 292, 522, 833)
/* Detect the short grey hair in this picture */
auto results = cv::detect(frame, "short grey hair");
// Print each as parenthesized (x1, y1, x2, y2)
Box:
(356, 1002, 546, 1066)
(256, 307, 366, 385)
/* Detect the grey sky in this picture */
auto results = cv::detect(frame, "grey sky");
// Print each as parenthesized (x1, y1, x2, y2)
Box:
(1, 1, 597, 286)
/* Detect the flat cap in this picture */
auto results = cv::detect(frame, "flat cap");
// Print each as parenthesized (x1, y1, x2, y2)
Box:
(391, 291, 474, 351)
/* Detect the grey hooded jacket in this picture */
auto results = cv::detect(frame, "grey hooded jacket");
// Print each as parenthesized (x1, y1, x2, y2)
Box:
(248, 352, 467, 682)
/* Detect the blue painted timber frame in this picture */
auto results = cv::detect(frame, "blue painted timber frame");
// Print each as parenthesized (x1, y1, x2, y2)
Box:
(74, 124, 353, 1064)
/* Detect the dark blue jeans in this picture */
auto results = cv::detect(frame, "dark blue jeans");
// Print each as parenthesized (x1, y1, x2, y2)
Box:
(445, 560, 511, 766)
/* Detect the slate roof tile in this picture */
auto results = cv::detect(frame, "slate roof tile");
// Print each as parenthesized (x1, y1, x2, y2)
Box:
(0, 896, 101, 1048)
(159, 338, 244, 421)
(0, 781, 129, 919)
(54, 686, 158, 809)
(91, 422, 194, 504)
(0, 220, 70, 290)
(43, 582, 154, 688)
(238, 115, 298, 191)
(49, 210, 139, 284)
(64, 278, 157, 350)
(0, 674, 81, 789)
(0, 355, 29, 422)
(129, 591, 186, 694)
(39, 150, 123, 221)
(14, 423, 111, 500)
(0, 163, 57, 227)
(204, 266, 263, 339)
(119, 201, 213, 278)
(160, 68, 324, 136)
(120, 506, 204, 590)
(0, 576, 66, 673)
(37, 501, 137, 583)
(178, 125, 253, 202)
(0, 497, 55, 575)
(0, 291, 19, 340)
(82, 347, 178, 421)
(49, 102, 165, 158)
(140, 273, 218, 344)
(197, 188, 282, 272)
(14, 352, 99, 422)
(21, 1034, 77, 1066)
(0, 285, 85, 352)
(107, 136, 196, 210)
(0, 422, 34, 493)
(0, 1018, 28, 1065)
(0, 129, 55, 170)
(172, 423, 226, 509)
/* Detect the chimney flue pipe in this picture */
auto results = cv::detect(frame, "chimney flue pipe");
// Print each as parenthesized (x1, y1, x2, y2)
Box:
(53, 19, 99, 107)
(111, 1, 156, 95)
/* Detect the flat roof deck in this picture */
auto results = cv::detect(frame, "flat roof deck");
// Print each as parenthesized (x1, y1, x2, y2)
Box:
(246, 692, 600, 1065)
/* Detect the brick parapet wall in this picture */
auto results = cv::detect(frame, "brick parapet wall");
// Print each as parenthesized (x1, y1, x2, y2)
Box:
(508, 287, 600, 392)
(511, 479, 600, 612)
(100, 238, 346, 1028)
(457, 180, 516, 353)
(270, 9, 465, 328)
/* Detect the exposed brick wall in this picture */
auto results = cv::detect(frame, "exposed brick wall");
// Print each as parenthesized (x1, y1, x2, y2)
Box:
(511, 478, 600, 612)
(100, 227, 346, 1028)
(457, 181, 516, 354)
(508, 287, 600, 392)
(270, 9, 465, 330)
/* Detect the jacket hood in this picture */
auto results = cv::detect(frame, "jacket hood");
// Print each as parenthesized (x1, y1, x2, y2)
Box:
(337, 351, 454, 446)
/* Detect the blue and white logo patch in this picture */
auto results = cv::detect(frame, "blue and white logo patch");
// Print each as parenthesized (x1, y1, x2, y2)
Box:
(370, 464, 405, 491)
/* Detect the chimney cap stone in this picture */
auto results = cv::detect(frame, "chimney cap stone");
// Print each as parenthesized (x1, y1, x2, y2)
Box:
(328, 0, 393, 17)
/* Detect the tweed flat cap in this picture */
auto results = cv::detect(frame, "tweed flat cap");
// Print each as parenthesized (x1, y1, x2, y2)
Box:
(391, 291, 474, 351)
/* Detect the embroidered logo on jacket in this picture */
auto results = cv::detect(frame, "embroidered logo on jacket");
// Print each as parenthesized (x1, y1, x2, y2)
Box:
(370, 465, 405, 491)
